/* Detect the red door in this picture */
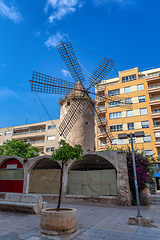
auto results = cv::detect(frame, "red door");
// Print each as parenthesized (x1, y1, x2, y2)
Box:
(0, 159, 24, 193)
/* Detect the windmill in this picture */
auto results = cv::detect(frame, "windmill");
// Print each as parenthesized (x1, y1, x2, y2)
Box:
(29, 41, 131, 152)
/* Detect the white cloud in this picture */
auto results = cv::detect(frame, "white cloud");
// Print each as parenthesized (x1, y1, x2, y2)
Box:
(61, 69, 71, 78)
(44, 0, 82, 22)
(94, 0, 134, 6)
(0, 0, 22, 23)
(44, 32, 67, 48)
(32, 31, 41, 37)
(0, 87, 19, 99)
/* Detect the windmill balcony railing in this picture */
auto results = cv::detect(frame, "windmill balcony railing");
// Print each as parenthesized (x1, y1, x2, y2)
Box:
(13, 129, 46, 136)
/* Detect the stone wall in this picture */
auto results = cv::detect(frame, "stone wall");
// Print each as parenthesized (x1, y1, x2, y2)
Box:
(0, 151, 131, 206)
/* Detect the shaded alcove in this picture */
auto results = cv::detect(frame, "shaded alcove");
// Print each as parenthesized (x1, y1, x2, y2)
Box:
(0, 158, 24, 193)
(68, 154, 117, 196)
(29, 158, 61, 194)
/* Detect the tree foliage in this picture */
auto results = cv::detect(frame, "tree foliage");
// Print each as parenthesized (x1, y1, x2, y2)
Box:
(50, 139, 83, 163)
(0, 140, 39, 158)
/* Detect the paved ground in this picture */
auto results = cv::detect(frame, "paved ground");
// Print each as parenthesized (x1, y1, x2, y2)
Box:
(0, 201, 160, 240)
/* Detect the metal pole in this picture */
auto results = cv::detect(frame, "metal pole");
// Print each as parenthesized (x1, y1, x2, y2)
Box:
(130, 132, 142, 218)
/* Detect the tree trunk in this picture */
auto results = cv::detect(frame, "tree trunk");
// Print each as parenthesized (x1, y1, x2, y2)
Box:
(57, 159, 64, 210)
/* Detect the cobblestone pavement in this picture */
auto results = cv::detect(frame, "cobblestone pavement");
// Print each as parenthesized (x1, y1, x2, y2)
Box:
(0, 202, 160, 240)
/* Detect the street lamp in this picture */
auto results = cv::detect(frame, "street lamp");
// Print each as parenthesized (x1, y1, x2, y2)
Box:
(118, 131, 145, 218)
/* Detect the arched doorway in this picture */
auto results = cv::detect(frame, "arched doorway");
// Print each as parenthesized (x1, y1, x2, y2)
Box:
(0, 158, 24, 193)
(68, 154, 117, 196)
(29, 158, 61, 194)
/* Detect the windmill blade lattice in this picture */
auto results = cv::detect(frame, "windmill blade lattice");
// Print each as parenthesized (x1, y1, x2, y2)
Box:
(30, 71, 75, 95)
(56, 41, 86, 83)
(87, 57, 116, 88)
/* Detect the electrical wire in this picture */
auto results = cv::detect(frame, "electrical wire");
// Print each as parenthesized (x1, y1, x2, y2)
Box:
(37, 49, 57, 72)
(32, 92, 43, 122)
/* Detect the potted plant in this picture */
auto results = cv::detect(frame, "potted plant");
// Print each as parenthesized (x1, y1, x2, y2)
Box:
(40, 140, 83, 235)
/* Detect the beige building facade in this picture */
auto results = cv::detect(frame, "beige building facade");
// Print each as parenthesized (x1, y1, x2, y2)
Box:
(0, 119, 60, 154)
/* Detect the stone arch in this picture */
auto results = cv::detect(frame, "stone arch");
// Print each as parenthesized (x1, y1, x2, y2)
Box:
(0, 157, 24, 193)
(28, 156, 61, 194)
(68, 153, 118, 196)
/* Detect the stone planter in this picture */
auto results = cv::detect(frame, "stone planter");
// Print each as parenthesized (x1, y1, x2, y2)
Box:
(40, 208, 77, 235)
(139, 188, 150, 206)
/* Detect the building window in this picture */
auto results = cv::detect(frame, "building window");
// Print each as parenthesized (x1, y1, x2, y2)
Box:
(48, 125, 56, 129)
(138, 95, 146, 103)
(109, 112, 122, 119)
(145, 149, 153, 157)
(127, 110, 133, 117)
(129, 137, 136, 144)
(137, 84, 144, 91)
(3, 140, 9, 145)
(124, 87, 131, 93)
(125, 98, 132, 105)
(111, 138, 124, 145)
(128, 122, 134, 130)
(108, 89, 120, 96)
(110, 124, 123, 132)
(144, 135, 151, 143)
(122, 74, 136, 83)
(46, 147, 54, 152)
(141, 121, 149, 128)
(109, 100, 121, 108)
(5, 131, 11, 135)
(140, 108, 147, 115)
(47, 135, 55, 141)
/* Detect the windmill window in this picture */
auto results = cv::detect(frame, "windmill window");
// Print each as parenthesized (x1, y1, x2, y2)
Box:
(110, 124, 123, 132)
(86, 122, 88, 125)
(67, 102, 70, 106)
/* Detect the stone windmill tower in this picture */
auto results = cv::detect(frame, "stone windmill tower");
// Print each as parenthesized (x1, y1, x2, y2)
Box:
(29, 41, 125, 153)
(59, 80, 95, 153)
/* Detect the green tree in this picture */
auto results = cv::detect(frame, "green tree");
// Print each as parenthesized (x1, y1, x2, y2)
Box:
(0, 140, 39, 158)
(50, 140, 83, 210)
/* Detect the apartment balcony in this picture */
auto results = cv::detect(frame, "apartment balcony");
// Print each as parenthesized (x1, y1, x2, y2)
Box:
(148, 84, 160, 94)
(96, 118, 107, 127)
(97, 145, 107, 151)
(97, 86, 106, 93)
(149, 97, 160, 106)
(155, 139, 160, 148)
(12, 129, 46, 139)
(146, 74, 160, 83)
(97, 107, 106, 114)
(97, 132, 108, 139)
(153, 122, 160, 132)
(151, 110, 160, 119)
(96, 96, 106, 104)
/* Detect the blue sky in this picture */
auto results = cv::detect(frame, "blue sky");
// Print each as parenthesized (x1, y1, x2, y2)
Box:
(0, 0, 160, 128)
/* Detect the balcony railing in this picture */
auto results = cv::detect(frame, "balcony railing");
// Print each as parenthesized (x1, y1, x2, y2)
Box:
(152, 109, 160, 114)
(153, 122, 160, 127)
(97, 117, 106, 122)
(25, 139, 45, 144)
(13, 129, 46, 136)
(150, 97, 160, 101)
(148, 84, 160, 89)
